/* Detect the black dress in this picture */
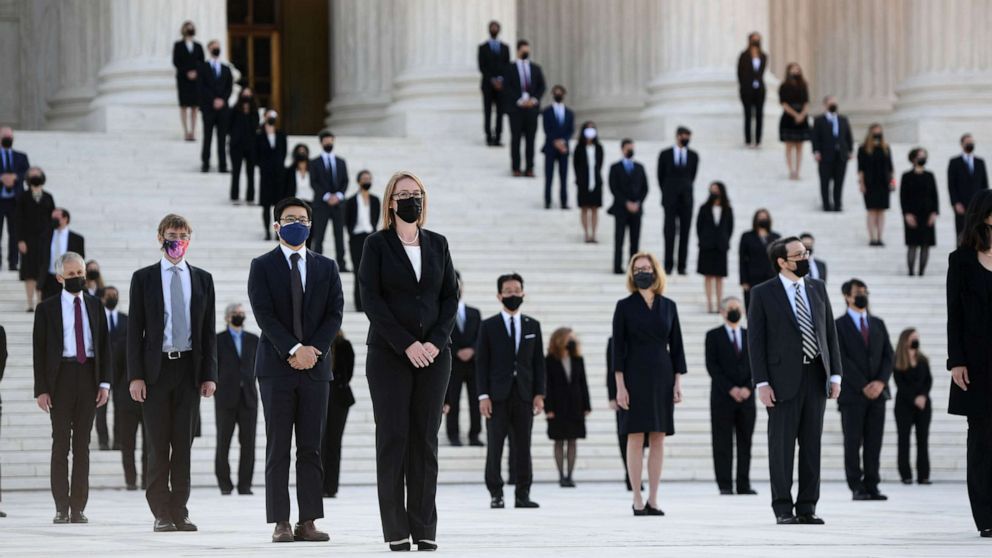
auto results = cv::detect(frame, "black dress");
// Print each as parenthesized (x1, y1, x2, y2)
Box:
(172, 40, 205, 107)
(611, 293, 686, 435)
(778, 80, 810, 142)
(256, 131, 288, 207)
(696, 203, 734, 277)
(573, 143, 604, 208)
(545, 355, 591, 440)
(14, 190, 55, 281)
(900, 170, 939, 247)
(858, 146, 894, 210)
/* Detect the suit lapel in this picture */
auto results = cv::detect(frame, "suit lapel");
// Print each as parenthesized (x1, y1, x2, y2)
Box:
(383, 228, 419, 283)
(53, 297, 65, 356)
(770, 280, 799, 330)
(418, 230, 433, 287)
(805, 281, 824, 330)
(189, 265, 203, 343)
(85, 295, 100, 354)
(149, 265, 164, 326)
(304, 250, 318, 307)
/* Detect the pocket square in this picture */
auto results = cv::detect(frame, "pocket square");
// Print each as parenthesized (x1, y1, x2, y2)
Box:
(524, 333, 537, 339)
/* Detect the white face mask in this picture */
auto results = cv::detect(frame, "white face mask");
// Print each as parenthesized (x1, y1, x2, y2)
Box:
(583, 128, 597, 140)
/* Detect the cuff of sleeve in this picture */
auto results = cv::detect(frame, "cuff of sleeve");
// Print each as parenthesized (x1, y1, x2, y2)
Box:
(478, 394, 490, 401)
(336, 192, 344, 200)
(99, 383, 111, 390)
(756, 381, 769, 389)
(322, 192, 331, 201)
(289, 343, 303, 356)
(830, 375, 842, 384)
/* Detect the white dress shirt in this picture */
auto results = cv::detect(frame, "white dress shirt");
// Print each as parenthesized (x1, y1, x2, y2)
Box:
(320, 154, 344, 202)
(724, 323, 742, 352)
(49, 227, 69, 274)
(826, 112, 839, 137)
(266, 132, 276, 149)
(61, 290, 111, 390)
(561, 355, 572, 382)
(712, 205, 723, 225)
(294, 169, 313, 202)
(847, 307, 868, 331)
(964, 153, 975, 173)
(354, 193, 375, 235)
(516, 60, 532, 103)
(674, 146, 687, 166)
(585, 145, 596, 189)
(808, 256, 821, 280)
(160, 257, 192, 351)
(403, 245, 422, 282)
(552, 102, 565, 124)
(456, 301, 467, 332)
(279, 244, 307, 356)
(185, 39, 194, 53)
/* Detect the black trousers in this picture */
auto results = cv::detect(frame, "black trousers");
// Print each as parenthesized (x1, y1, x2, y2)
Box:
(50, 360, 97, 513)
(366, 347, 450, 542)
(508, 110, 539, 172)
(766, 359, 827, 517)
(349, 233, 369, 311)
(214, 395, 257, 493)
(322, 399, 350, 496)
(229, 148, 255, 202)
(311, 203, 347, 266)
(115, 392, 146, 487)
(544, 151, 569, 208)
(445, 361, 481, 443)
(200, 107, 229, 169)
(95, 388, 113, 448)
(956, 213, 967, 238)
(258, 373, 328, 524)
(742, 91, 764, 144)
(142, 355, 198, 521)
(613, 211, 642, 273)
(894, 398, 930, 482)
(967, 415, 992, 531)
(839, 396, 886, 494)
(0, 197, 16, 267)
(711, 393, 756, 492)
(663, 195, 693, 273)
(485, 392, 534, 499)
(818, 156, 848, 210)
(482, 83, 504, 142)
(42, 274, 61, 301)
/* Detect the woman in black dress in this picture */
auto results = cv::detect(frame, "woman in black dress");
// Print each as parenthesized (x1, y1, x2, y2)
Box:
(544, 327, 591, 488)
(573, 121, 604, 243)
(738, 208, 780, 309)
(15, 168, 54, 311)
(696, 181, 734, 313)
(900, 147, 939, 276)
(892, 328, 932, 485)
(323, 329, 355, 498)
(613, 252, 686, 516)
(228, 88, 259, 204)
(172, 21, 204, 141)
(858, 123, 895, 246)
(778, 62, 810, 180)
(737, 32, 767, 147)
(255, 110, 288, 240)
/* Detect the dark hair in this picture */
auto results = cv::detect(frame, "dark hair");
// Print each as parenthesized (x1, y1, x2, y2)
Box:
(908, 147, 925, 163)
(621, 138, 634, 149)
(706, 181, 730, 209)
(577, 121, 598, 146)
(961, 133, 974, 144)
(752, 208, 771, 231)
(768, 236, 802, 272)
(56, 207, 70, 224)
(489, 20, 500, 28)
(103, 285, 118, 295)
(799, 231, 814, 241)
(292, 142, 309, 156)
(274, 197, 312, 222)
(841, 278, 867, 296)
(516, 39, 529, 50)
(676, 126, 691, 136)
(318, 129, 335, 141)
(497, 272, 524, 293)
(960, 189, 992, 251)
(552, 84, 566, 95)
(356, 169, 371, 182)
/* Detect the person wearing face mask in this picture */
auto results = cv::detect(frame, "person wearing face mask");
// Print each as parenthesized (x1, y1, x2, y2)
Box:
(0, 126, 30, 271)
(738, 208, 780, 310)
(900, 147, 939, 276)
(32, 251, 112, 524)
(779, 62, 811, 180)
(103, 286, 144, 491)
(543, 328, 591, 488)
(39, 208, 85, 302)
(256, 110, 288, 239)
(213, 303, 259, 496)
(308, 130, 349, 268)
(228, 87, 259, 204)
(573, 121, 604, 243)
(609, 139, 649, 275)
(478, 20, 510, 147)
(696, 182, 733, 314)
(705, 297, 756, 496)
(799, 233, 826, 283)
(443, 271, 483, 447)
(15, 167, 55, 312)
(323, 329, 355, 498)
(747, 237, 842, 525)
(344, 170, 380, 312)
(857, 123, 895, 246)
(613, 252, 686, 515)
(284, 143, 312, 202)
(127, 213, 217, 532)
(541, 85, 575, 209)
(502, 39, 546, 177)
(948, 133, 989, 237)
(173, 21, 204, 141)
(892, 328, 932, 486)
(197, 39, 232, 173)
(358, 172, 457, 551)
(658, 126, 699, 276)
(835, 279, 893, 502)
(737, 32, 767, 147)
(811, 95, 854, 212)
(84, 260, 104, 298)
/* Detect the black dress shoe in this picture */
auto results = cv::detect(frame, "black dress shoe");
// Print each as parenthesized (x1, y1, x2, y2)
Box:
(221, 489, 232, 495)
(738, 488, 758, 495)
(490, 496, 504, 509)
(153, 517, 177, 532)
(389, 541, 412, 551)
(99, 443, 110, 451)
(869, 492, 888, 501)
(901, 479, 913, 485)
(323, 491, 337, 498)
(644, 503, 665, 516)
(853, 490, 872, 501)
(174, 516, 198, 531)
(126, 484, 138, 491)
(54, 511, 70, 524)
(70, 512, 88, 524)
(468, 438, 484, 447)
(200, 164, 209, 173)
(719, 488, 734, 495)
(238, 489, 254, 495)
(0, 510, 6, 517)
(981, 529, 992, 538)
(797, 514, 825, 525)
(632, 505, 647, 516)
(559, 477, 576, 488)
(776, 515, 800, 525)
(448, 439, 463, 447)
(514, 498, 539, 508)
(416, 541, 438, 551)
(918, 479, 932, 485)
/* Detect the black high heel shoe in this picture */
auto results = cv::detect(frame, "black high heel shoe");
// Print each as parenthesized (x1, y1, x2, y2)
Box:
(644, 503, 665, 516)
(632, 505, 647, 516)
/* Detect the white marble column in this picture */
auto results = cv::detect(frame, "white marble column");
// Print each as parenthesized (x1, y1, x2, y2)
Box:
(769, 0, 815, 97)
(889, 0, 992, 143)
(44, 0, 102, 130)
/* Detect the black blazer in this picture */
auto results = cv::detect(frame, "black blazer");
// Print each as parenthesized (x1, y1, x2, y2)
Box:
(738, 230, 780, 287)
(747, 277, 842, 401)
(172, 40, 205, 78)
(39, 229, 85, 286)
(696, 203, 733, 253)
(451, 304, 482, 353)
(229, 106, 260, 152)
(541, 106, 575, 154)
(215, 329, 259, 410)
(606, 337, 616, 401)
(946, 247, 992, 416)
(737, 50, 767, 101)
(109, 312, 129, 393)
(947, 155, 989, 208)
(656, 147, 699, 205)
(478, 41, 510, 84)
(344, 193, 381, 236)
(705, 326, 752, 397)
(358, 228, 458, 354)
(0, 148, 30, 192)
(330, 335, 356, 408)
(810, 114, 854, 162)
(894, 358, 932, 404)
(309, 154, 349, 205)
(573, 142, 604, 191)
(608, 160, 649, 215)
(126, 262, 217, 387)
(811, 258, 828, 283)
(33, 293, 112, 397)
(255, 131, 288, 204)
(501, 60, 546, 113)
(475, 313, 546, 403)
(835, 313, 893, 405)
(248, 247, 344, 382)
(197, 60, 233, 110)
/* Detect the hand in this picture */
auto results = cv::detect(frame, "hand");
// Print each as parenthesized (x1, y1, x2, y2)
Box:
(955, 202, 966, 215)
(928, 212, 938, 227)
(96, 387, 110, 408)
(456, 347, 475, 362)
(212, 97, 224, 110)
(0, 173, 13, 186)
(859, 182, 866, 194)
(423, 342, 440, 360)
(130, 379, 147, 402)
(889, 178, 897, 191)
(18, 241, 27, 254)
(442, 403, 451, 415)
(829, 382, 841, 400)
(186, 69, 197, 80)
(405, 341, 434, 368)
(200, 381, 217, 398)
(585, 409, 592, 416)
(37, 393, 53, 413)
(904, 214, 918, 228)
(292, 346, 321, 370)
(793, 115, 804, 125)
(729, 386, 742, 403)
(545, 411, 556, 419)
(673, 379, 683, 404)
(327, 196, 340, 206)
(608, 399, 618, 411)
(532, 395, 545, 415)
(480, 398, 493, 419)
(616, 385, 630, 410)
(814, 152, 822, 163)
(739, 387, 752, 400)
(625, 201, 640, 214)
(741, 283, 750, 291)
(951, 366, 970, 391)
(914, 395, 928, 410)
(758, 385, 776, 408)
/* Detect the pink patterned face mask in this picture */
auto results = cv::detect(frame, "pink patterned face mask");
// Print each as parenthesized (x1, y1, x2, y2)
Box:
(162, 239, 190, 260)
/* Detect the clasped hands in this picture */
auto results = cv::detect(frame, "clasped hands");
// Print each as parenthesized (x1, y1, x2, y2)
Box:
(289, 345, 322, 371)
(729, 386, 752, 403)
(861, 380, 886, 400)
(406, 341, 440, 368)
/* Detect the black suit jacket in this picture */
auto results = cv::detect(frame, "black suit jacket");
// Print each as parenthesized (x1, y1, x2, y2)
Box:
(476, 313, 546, 403)
(657, 147, 699, 206)
(451, 305, 482, 353)
(344, 193, 381, 236)
(705, 325, 752, 397)
(946, 247, 992, 416)
(478, 41, 510, 84)
(0, 148, 30, 193)
(696, 203, 733, 253)
(810, 114, 854, 162)
(172, 40, 205, 77)
(608, 160, 649, 215)
(738, 230, 780, 287)
(197, 60, 233, 110)
(109, 312, 129, 394)
(747, 277, 842, 401)
(330, 335, 356, 407)
(501, 60, 546, 113)
(573, 142, 604, 192)
(248, 247, 344, 382)
(541, 105, 575, 154)
(835, 313, 893, 405)
(33, 293, 112, 397)
(309, 154, 349, 205)
(126, 261, 217, 386)
(948, 155, 989, 208)
(215, 329, 259, 410)
(811, 258, 828, 283)
(39, 229, 85, 290)
(737, 50, 767, 101)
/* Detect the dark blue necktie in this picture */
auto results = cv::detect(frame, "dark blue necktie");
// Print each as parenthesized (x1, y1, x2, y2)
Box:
(491, 40, 499, 54)
(624, 160, 633, 174)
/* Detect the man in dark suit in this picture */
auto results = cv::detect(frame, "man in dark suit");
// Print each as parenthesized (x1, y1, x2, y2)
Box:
(197, 39, 233, 173)
(103, 286, 144, 490)
(214, 303, 259, 496)
(502, 40, 546, 177)
(127, 214, 217, 532)
(477, 273, 545, 509)
(705, 297, 756, 496)
(309, 130, 349, 269)
(811, 96, 854, 212)
(33, 252, 111, 523)
(657, 127, 699, 275)
(835, 279, 893, 501)
(0, 127, 30, 271)
(344, 170, 379, 311)
(747, 236, 842, 525)
(609, 139, 649, 274)
(800, 232, 827, 283)
(948, 133, 989, 236)
(541, 85, 575, 209)
(444, 272, 483, 447)
(248, 197, 343, 543)
(40, 208, 85, 302)
(0, 323, 5, 517)
(478, 20, 510, 146)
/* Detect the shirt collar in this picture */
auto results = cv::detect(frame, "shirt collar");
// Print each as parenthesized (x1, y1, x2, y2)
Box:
(228, 326, 242, 338)
(553, 102, 564, 111)
(279, 243, 307, 262)
(458, 301, 466, 314)
(847, 307, 868, 322)
(61, 288, 82, 303)
(160, 257, 188, 272)
(778, 273, 805, 291)
(724, 323, 740, 335)
(500, 310, 519, 323)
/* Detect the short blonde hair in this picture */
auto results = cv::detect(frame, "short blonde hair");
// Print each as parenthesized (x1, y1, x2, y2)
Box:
(381, 171, 429, 229)
(158, 214, 192, 237)
(625, 251, 666, 295)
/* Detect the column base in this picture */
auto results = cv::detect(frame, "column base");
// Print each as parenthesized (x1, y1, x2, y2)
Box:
(888, 72, 992, 143)
(86, 58, 182, 134)
(44, 86, 97, 131)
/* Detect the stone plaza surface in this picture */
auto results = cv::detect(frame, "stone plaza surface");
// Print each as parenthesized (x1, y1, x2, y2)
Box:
(0, 481, 986, 557)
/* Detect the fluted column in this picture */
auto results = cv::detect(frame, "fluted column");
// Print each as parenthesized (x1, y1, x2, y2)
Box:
(769, 0, 815, 97)
(45, 0, 102, 130)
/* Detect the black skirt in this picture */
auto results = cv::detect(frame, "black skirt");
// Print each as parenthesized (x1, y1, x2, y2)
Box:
(176, 75, 199, 107)
(697, 248, 728, 277)
(864, 183, 891, 210)
(577, 182, 603, 208)
(779, 105, 810, 142)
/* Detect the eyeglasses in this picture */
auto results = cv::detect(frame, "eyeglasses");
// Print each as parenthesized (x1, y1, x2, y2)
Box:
(279, 217, 311, 226)
(632, 266, 653, 274)
(392, 191, 423, 201)
(786, 250, 810, 260)
(164, 233, 191, 241)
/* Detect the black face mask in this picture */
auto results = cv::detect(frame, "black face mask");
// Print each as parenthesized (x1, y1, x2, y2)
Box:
(565, 340, 577, 355)
(86, 270, 100, 281)
(853, 294, 868, 310)
(873, 133, 883, 141)
(553, 94, 564, 103)
(184, 27, 195, 37)
(230, 314, 246, 327)
(489, 28, 499, 39)
(0, 137, 11, 148)
(756, 218, 771, 230)
(322, 143, 334, 153)
(917, 157, 927, 166)
(750, 40, 760, 48)
(519, 51, 530, 60)
(360, 182, 372, 191)
(293, 151, 308, 162)
(502, 295, 523, 312)
(210, 47, 221, 57)
(633, 271, 655, 290)
(28, 175, 44, 187)
(964, 143, 976, 153)
(910, 340, 920, 350)
(679, 137, 690, 147)
(63, 276, 85, 294)
(104, 296, 118, 310)
(827, 103, 838, 113)
(791, 259, 810, 278)
(727, 309, 742, 324)
(395, 197, 422, 224)
(266, 117, 276, 126)
(51, 218, 61, 229)
(708, 193, 720, 204)
(625, 150, 635, 159)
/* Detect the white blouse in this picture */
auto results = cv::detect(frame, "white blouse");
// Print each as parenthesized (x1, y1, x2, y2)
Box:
(403, 245, 422, 282)
(585, 145, 597, 190)
(562, 356, 572, 382)
(712, 205, 723, 225)
(294, 169, 313, 201)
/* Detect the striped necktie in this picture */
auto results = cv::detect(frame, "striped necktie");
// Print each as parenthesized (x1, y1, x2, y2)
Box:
(794, 283, 819, 361)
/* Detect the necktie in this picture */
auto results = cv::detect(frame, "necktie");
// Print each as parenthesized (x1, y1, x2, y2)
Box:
(213, 61, 220, 78)
(74, 297, 86, 363)
(860, 315, 870, 346)
(509, 315, 517, 354)
(794, 283, 819, 361)
(733, 329, 741, 357)
(456, 309, 465, 332)
(624, 160, 632, 174)
(1, 149, 7, 171)
(831, 115, 839, 137)
(557, 107, 563, 125)
(110, 313, 116, 334)
(170, 266, 189, 351)
(522, 63, 530, 91)
(968, 156, 974, 175)
(290, 253, 304, 341)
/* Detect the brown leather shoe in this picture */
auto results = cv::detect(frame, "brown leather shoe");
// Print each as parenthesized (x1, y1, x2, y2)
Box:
(294, 520, 330, 542)
(272, 521, 294, 543)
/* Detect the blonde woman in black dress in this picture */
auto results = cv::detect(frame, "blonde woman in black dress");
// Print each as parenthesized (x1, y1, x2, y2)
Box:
(858, 123, 895, 246)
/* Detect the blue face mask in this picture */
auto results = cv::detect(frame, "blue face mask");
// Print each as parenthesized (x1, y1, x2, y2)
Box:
(278, 222, 310, 246)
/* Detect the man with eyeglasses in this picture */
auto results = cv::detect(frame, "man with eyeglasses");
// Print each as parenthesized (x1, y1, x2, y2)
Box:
(127, 214, 217, 532)
(747, 236, 842, 525)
